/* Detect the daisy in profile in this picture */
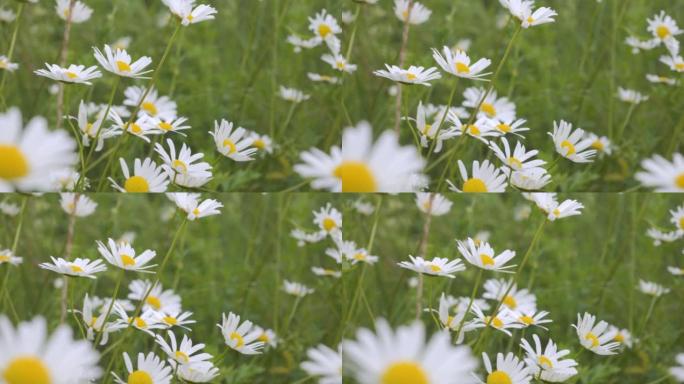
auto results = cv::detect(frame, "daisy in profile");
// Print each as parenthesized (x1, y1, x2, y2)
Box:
(493, 117, 530, 138)
(252, 326, 278, 349)
(307, 72, 339, 84)
(128, 279, 181, 314)
(374, 64, 441, 86)
(39, 256, 107, 279)
(667, 266, 684, 276)
(293, 144, 342, 192)
(345, 247, 379, 265)
(110, 158, 169, 193)
(453, 118, 501, 144)
(111, 352, 172, 384)
(398, 255, 465, 278)
(112, 304, 166, 335)
(0, 249, 22, 265)
(670, 204, 684, 232)
(73, 100, 118, 152)
(279, 86, 310, 102)
(412, 102, 460, 151)
(463, 87, 516, 122)
(155, 330, 212, 367)
(636, 153, 684, 192)
(661, 54, 684, 72)
(625, 36, 659, 54)
(56, 0, 92, 23)
(312, 267, 342, 278)
(217, 312, 264, 355)
(124, 86, 177, 120)
(646, 227, 682, 245)
(638, 279, 670, 297)
(177, 362, 220, 383)
(150, 116, 191, 136)
(490, 138, 546, 171)
(448, 160, 508, 193)
(476, 352, 531, 384)
(209, 119, 257, 162)
(309, 9, 341, 41)
(394, 0, 431, 24)
(155, 139, 213, 188)
(159, 310, 195, 330)
(80, 294, 125, 345)
(646, 73, 678, 86)
(432, 46, 491, 80)
(435, 294, 473, 342)
(549, 120, 596, 163)
(0, 316, 102, 383)
(483, 278, 537, 313)
(504, 0, 557, 28)
(166, 193, 223, 220)
(608, 326, 634, 349)
(520, 334, 578, 383)
(93, 45, 152, 78)
(322, 52, 357, 73)
(617, 87, 649, 104)
(415, 192, 452, 216)
(469, 305, 524, 336)
(35, 63, 101, 84)
(96, 238, 157, 273)
(301, 344, 342, 384)
(508, 168, 552, 191)
(60, 193, 97, 217)
(0, 108, 77, 192)
(283, 280, 315, 297)
(584, 132, 613, 156)
(343, 319, 478, 384)
(513, 309, 552, 330)
(0, 55, 18, 72)
(162, 0, 217, 26)
(457, 238, 516, 272)
(247, 132, 274, 154)
(287, 35, 323, 52)
(572, 313, 620, 355)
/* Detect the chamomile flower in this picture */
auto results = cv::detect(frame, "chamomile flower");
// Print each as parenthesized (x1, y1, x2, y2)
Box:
(493, 117, 530, 137)
(660, 54, 684, 72)
(646, 73, 678, 86)
(513, 310, 552, 329)
(155, 330, 212, 367)
(56, 0, 92, 23)
(149, 116, 191, 136)
(209, 119, 257, 162)
(155, 139, 213, 187)
(0, 55, 18, 72)
(35, 63, 101, 84)
(314, 203, 342, 234)
(508, 168, 552, 191)
(39, 256, 107, 279)
(625, 36, 659, 54)
(308, 72, 339, 84)
(177, 362, 220, 383)
(373, 64, 441, 86)
(110, 158, 169, 193)
(343, 319, 478, 384)
(670, 354, 684, 382)
(398, 255, 465, 278)
(638, 279, 670, 297)
(167, 193, 223, 220)
(93, 45, 152, 78)
(73, 100, 118, 151)
(0, 249, 22, 265)
(572, 313, 620, 355)
(279, 86, 310, 102)
(80, 294, 125, 345)
(60, 193, 97, 217)
(504, 0, 557, 28)
(217, 312, 264, 355)
(617, 87, 649, 104)
(111, 352, 172, 384)
(312, 267, 342, 278)
(394, 0, 431, 25)
(463, 87, 516, 122)
(301, 344, 342, 384)
(283, 280, 315, 297)
(162, 0, 217, 26)
(648, 11, 682, 42)
(483, 278, 537, 314)
(608, 326, 634, 349)
(520, 334, 578, 383)
(322, 52, 357, 73)
(97, 238, 157, 273)
(549, 120, 596, 163)
(294, 144, 342, 192)
(124, 86, 177, 120)
(636, 153, 684, 192)
(432, 46, 491, 80)
(345, 247, 379, 265)
(0, 108, 77, 192)
(309, 9, 342, 40)
(490, 138, 546, 171)
(253, 326, 278, 349)
(469, 305, 524, 336)
(159, 310, 195, 329)
(584, 132, 613, 155)
(476, 352, 531, 384)
(457, 238, 516, 272)
(0, 316, 102, 383)
(667, 266, 684, 276)
(415, 192, 452, 216)
(128, 280, 181, 314)
(448, 160, 508, 193)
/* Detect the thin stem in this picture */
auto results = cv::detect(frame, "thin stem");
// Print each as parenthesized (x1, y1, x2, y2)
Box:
(283, 296, 302, 334)
(0, 2, 25, 107)
(94, 269, 125, 346)
(393, 0, 415, 133)
(638, 295, 659, 336)
(55, 0, 78, 130)
(60, 193, 79, 323)
(455, 269, 483, 336)
(415, 273, 424, 320)
(0, 197, 28, 314)
(426, 78, 460, 160)
(615, 103, 636, 145)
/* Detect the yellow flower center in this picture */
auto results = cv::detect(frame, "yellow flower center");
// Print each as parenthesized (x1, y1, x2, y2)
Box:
(675, 173, 684, 189)
(422, 123, 432, 136)
(124, 176, 150, 193)
(336, 61, 346, 70)
(507, 157, 523, 169)
(496, 123, 511, 133)
(676, 63, 684, 71)
(0, 255, 10, 263)
(466, 124, 481, 136)
(614, 333, 625, 343)
(175, 351, 190, 364)
(520, 315, 534, 325)
(127, 370, 153, 384)
(381, 361, 428, 384)
(158, 122, 173, 131)
(354, 253, 366, 261)
(552, 208, 561, 217)
(141, 102, 158, 116)
(503, 295, 517, 309)
(591, 140, 604, 151)
(121, 254, 136, 267)
(560, 140, 576, 156)
(480, 254, 495, 266)
(258, 333, 270, 343)
(186, 14, 195, 22)
(334, 161, 377, 193)
(0, 145, 30, 180)
(585, 332, 600, 348)
(146, 295, 161, 310)
(406, 73, 417, 81)
(462, 178, 488, 193)
(116, 60, 132, 72)
(318, 24, 332, 38)
(526, 16, 535, 24)
(3, 356, 51, 384)
(486, 316, 504, 328)
(192, 208, 200, 216)
(134, 317, 147, 328)
(657, 25, 671, 39)
(85, 122, 95, 135)
(69, 264, 84, 273)
(65, 71, 78, 79)
(163, 316, 177, 325)
(89, 315, 99, 328)
(481, 102, 496, 117)
(0, 61, 7, 69)
(230, 332, 245, 348)
(538, 355, 554, 369)
(455, 62, 470, 74)
(172, 159, 188, 174)
(126, 123, 142, 134)
(429, 264, 442, 273)
(253, 139, 266, 149)
(487, 370, 512, 384)
(222, 139, 237, 155)
(402, 10, 410, 21)
(322, 217, 337, 232)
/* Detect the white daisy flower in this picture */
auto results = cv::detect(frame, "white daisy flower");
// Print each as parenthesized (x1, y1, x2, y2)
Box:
(287, 35, 323, 52)
(667, 266, 684, 276)
(217, 312, 264, 355)
(0, 316, 102, 383)
(584, 132, 613, 155)
(166, 193, 223, 220)
(513, 309, 552, 329)
(149, 116, 191, 136)
(374, 64, 441, 86)
(493, 117, 530, 138)
(279, 86, 310, 102)
(252, 326, 278, 349)
(483, 278, 537, 314)
(155, 330, 212, 367)
(415, 192, 452, 216)
(73, 100, 119, 152)
(109, 110, 157, 143)
(448, 159, 508, 193)
(572, 313, 620, 355)
(124, 86, 177, 120)
(56, 0, 92, 23)
(462, 87, 516, 122)
(398, 255, 465, 278)
(660, 54, 684, 72)
(457, 238, 516, 272)
(128, 279, 181, 315)
(625, 36, 659, 54)
(670, 354, 684, 382)
(549, 120, 596, 163)
(177, 361, 220, 383)
(155, 139, 213, 188)
(80, 294, 125, 345)
(432, 46, 492, 80)
(476, 352, 531, 384)
(60, 193, 97, 217)
(453, 117, 502, 144)
(490, 138, 546, 171)
(312, 267, 342, 278)
(0, 8, 16, 23)
(638, 279, 670, 297)
(309, 9, 342, 40)
(301, 344, 342, 384)
(246, 131, 274, 154)
(322, 52, 357, 73)
(307, 72, 339, 84)
(0, 55, 18, 72)
(394, 0, 431, 25)
(646, 73, 678, 85)
(50, 168, 84, 191)
(436, 293, 473, 342)
(93, 45, 152, 79)
(158, 310, 195, 330)
(283, 280, 315, 297)
(0, 249, 22, 265)
(162, 0, 217, 26)
(110, 158, 169, 193)
(469, 304, 524, 336)
(0, 108, 77, 192)
(345, 247, 379, 265)
(617, 87, 649, 104)
(112, 352, 172, 384)
(39, 256, 106, 279)
(504, 0, 557, 28)
(636, 153, 684, 191)
(34, 63, 101, 84)
(209, 119, 257, 162)
(647, 11, 683, 42)
(293, 144, 342, 192)
(520, 334, 578, 383)
(112, 304, 166, 335)
(507, 167, 552, 191)
(608, 326, 634, 349)
(96, 238, 157, 273)
(313, 203, 342, 234)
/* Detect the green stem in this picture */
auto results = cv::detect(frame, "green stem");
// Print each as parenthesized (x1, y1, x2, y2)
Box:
(0, 2, 25, 107)
(0, 196, 27, 314)
(94, 269, 125, 346)
(455, 269, 483, 336)
(426, 77, 460, 160)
